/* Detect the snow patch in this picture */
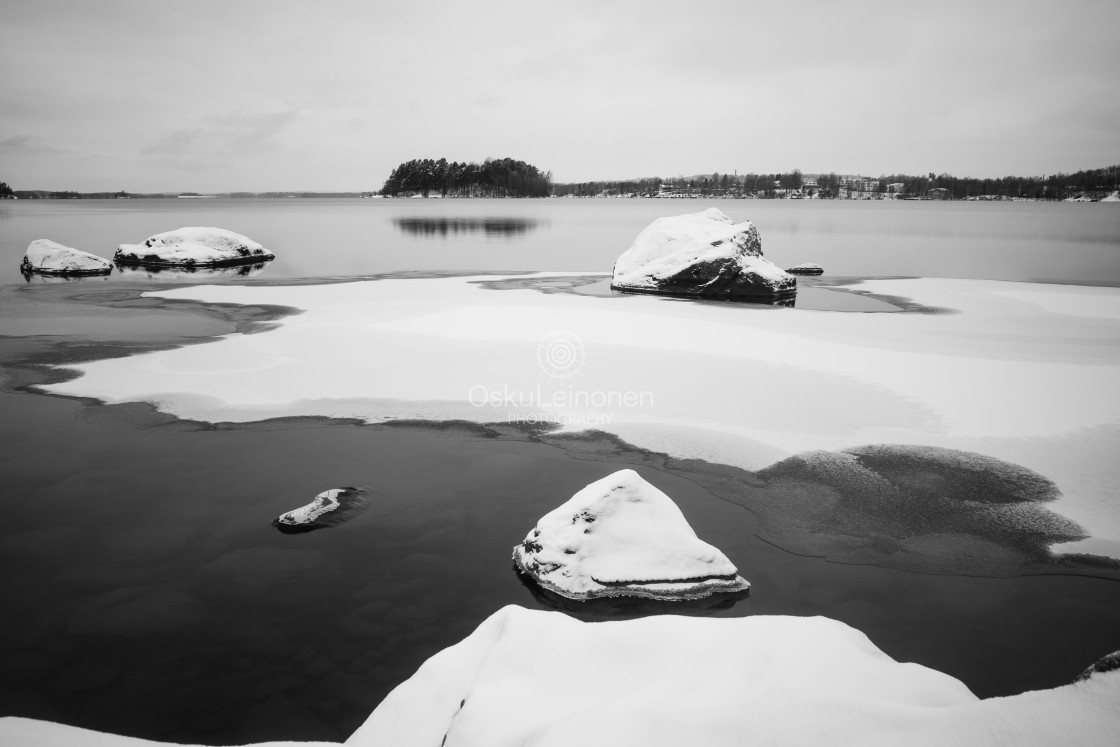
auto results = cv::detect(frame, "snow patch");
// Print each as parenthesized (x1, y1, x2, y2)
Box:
(37, 275, 1120, 554)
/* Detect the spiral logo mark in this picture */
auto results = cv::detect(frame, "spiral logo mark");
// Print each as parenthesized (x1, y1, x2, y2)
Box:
(537, 330, 585, 379)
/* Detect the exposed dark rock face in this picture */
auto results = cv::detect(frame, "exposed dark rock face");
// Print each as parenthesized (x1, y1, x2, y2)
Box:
(1075, 650, 1120, 682)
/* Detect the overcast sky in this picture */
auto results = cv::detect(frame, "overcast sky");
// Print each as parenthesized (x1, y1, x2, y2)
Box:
(2, 0, 1118, 191)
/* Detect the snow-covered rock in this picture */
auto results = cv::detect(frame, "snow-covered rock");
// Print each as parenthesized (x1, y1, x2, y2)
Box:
(1101, 191, 1120, 203)
(611, 208, 796, 298)
(3, 607, 1120, 747)
(273, 487, 365, 533)
(20, 239, 112, 275)
(348, 605, 1120, 747)
(512, 469, 749, 600)
(113, 227, 275, 267)
(787, 262, 824, 275)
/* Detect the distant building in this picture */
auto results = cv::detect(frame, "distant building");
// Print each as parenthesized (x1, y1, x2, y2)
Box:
(927, 187, 952, 200)
(839, 175, 878, 192)
(887, 183, 906, 194)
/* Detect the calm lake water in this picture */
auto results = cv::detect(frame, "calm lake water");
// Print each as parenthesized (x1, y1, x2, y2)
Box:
(2, 198, 1120, 744)
(2, 198, 1119, 285)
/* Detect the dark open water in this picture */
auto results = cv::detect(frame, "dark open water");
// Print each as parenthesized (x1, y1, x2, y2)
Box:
(1, 384, 1118, 743)
(1, 198, 1119, 743)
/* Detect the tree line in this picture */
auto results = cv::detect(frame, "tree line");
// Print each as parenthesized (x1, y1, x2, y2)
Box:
(379, 157, 552, 198)
(5, 163, 1116, 201)
(553, 165, 1120, 200)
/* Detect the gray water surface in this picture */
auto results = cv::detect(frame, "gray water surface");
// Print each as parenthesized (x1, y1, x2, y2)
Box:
(3, 198, 1118, 285)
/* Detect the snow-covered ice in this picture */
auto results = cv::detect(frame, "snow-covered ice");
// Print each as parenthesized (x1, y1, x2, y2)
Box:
(39, 273, 1120, 558)
(512, 469, 749, 600)
(611, 207, 796, 297)
(20, 239, 112, 275)
(113, 227, 275, 267)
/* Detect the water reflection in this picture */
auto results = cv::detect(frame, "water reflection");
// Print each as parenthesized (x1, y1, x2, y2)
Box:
(22, 269, 113, 284)
(114, 263, 269, 280)
(646, 290, 797, 308)
(393, 216, 541, 238)
(514, 568, 749, 619)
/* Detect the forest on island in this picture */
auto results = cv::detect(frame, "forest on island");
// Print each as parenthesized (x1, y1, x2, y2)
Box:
(379, 157, 552, 198)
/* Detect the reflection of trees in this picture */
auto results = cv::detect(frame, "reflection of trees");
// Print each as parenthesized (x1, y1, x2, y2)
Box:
(113, 263, 268, 280)
(393, 217, 540, 238)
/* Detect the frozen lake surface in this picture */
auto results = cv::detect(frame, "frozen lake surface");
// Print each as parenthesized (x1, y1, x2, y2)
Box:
(1, 198, 1119, 744)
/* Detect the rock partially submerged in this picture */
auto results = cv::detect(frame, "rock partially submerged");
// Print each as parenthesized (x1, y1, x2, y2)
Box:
(1075, 650, 1120, 682)
(114, 227, 275, 268)
(512, 469, 749, 601)
(19, 239, 112, 276)
(787, 262, 824, 275)
(273, 487, 366, 533)
(611, 208, 796, 299)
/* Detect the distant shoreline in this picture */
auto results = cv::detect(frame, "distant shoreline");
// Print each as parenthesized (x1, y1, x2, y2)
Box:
(4, 193, 1118, 202)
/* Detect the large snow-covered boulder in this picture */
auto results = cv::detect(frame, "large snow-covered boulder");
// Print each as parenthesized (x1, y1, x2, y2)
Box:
(611, 208, 796, 298)
(3, 607, 1119, 746)
(512, 469, 749, 601)
(348, 605, 1120, 747)
(20, 239, 112, 275)
(114, 227, 275, 267)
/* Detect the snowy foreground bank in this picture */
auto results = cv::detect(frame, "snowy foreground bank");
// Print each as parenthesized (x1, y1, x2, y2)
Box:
(3, 606, 1118, 747)
(41, 273, 1120, 558)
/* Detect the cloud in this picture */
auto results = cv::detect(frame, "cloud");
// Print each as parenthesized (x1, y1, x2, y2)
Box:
(142, 109, 299, 168)
(0, 135, 70, 155)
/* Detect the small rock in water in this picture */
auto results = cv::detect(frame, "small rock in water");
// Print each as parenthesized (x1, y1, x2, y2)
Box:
(786, 262, 824, 275)
(273, 487, 366, 533)
(611, 208, 796, 299)
(512, 469, 750, 601)
(114, 227, 276, 268)
(20, 239, 113, 276)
